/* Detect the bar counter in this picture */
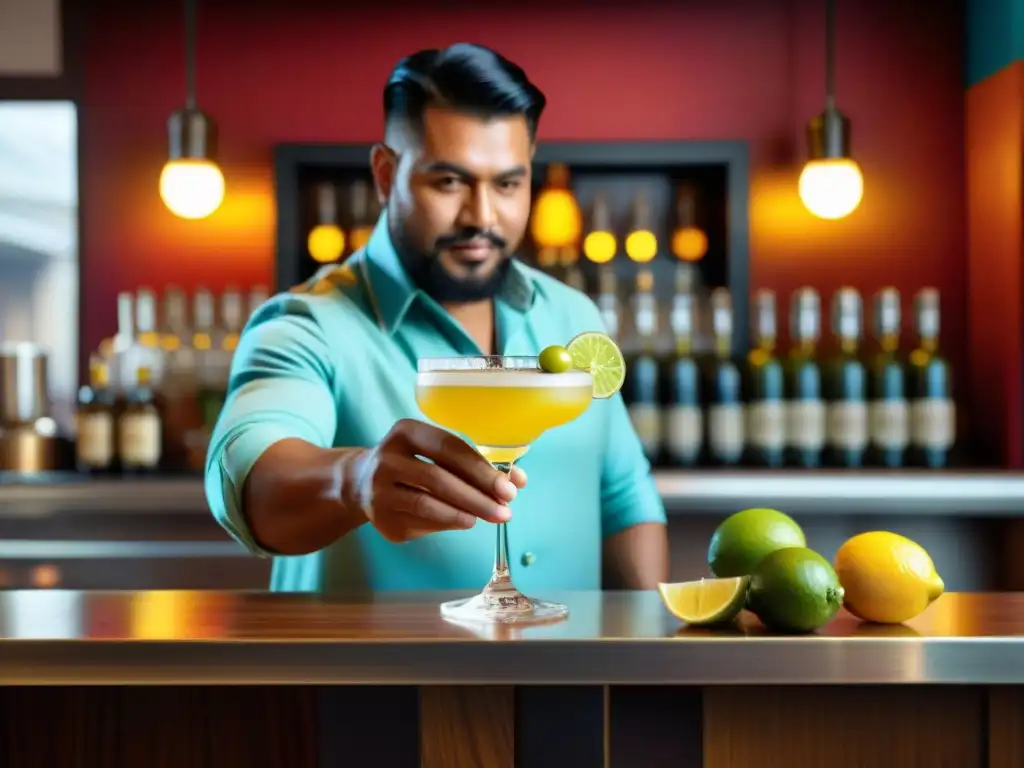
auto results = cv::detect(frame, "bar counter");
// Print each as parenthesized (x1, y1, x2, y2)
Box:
(0, 589, 1021, 685)
(0, 590, 1022, 767)
(5, 469, 1024, 516)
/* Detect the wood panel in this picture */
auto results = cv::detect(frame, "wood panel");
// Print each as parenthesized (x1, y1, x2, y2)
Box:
(0, 687, 317, 768)
(516, 686, 606, 768)
(703, 686, 985, 768)
(608, 685, 702, 768)
(419, 686, 514, 768)
(989, 687, 1024, 768)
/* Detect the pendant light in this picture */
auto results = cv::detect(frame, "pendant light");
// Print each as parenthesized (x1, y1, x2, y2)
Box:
(307, 183, 346, 264)
(798, 0, 864, 220)
(530, 164, 583, 249)
(159, 0, 225, 220)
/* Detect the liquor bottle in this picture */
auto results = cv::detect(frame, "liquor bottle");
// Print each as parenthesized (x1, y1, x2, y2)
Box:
(624, 269, 662, 464)
(624, 191, 658, 265)
(113, 291, 135, 393)
(192, 287, 220, 432)
(784, 288, 826, 468)
(117, 365, 162, 474)
(704, 288, 744, 465)
(670, 185, 709, 263)
(824, 288, 868, 467)
(744, 290, 785, 467)
(907, 288, 955, 467)
(75, 356, 116, 474)
(347, 178, 378, 253)
(596, 267, 621, 341)
(663, 266, 702, 466)
(161, 287, 199, 472)
(247, 285, 270, 323)
(134, 288, 165, 385)
(582, 191, 617, 267)
(559, 246, 587, 293)
(867, 288, 909, 467)
(199, 287, 244, 432)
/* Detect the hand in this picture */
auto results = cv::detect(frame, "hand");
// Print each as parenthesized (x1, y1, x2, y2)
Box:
(351, 418, 528, 543)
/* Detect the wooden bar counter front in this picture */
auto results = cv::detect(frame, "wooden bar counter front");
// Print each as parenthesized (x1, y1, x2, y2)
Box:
(0, 590, 1021, 768)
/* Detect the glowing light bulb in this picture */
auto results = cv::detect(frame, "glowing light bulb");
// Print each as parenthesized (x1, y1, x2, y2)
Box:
(349, 226, 373, 252)
(159, 158, 225, 220)
(582, 231, 617, 264)
(531, 164, 583, 249)
(307, 224, 346, 264)
(671, 227, 708, 262)
(798, 158, 864, 220)
(625, 230, 658, 263)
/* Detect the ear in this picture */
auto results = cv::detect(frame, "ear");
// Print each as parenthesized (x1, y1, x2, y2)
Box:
(369, 144, 395, 206)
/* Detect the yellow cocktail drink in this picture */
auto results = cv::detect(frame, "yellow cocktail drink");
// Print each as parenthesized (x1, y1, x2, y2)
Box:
(416, 342, 624, 628)
(416, 369, 593, 463)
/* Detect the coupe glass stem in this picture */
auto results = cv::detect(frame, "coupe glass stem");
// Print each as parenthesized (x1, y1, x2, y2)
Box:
(488, 462, 515, 591)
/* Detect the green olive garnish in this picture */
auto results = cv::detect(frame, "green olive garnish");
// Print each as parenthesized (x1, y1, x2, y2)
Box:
(539, 345, 573, 373)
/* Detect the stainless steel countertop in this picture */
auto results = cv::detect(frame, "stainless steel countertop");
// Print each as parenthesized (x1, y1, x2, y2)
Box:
(2, 470, 1023, 517)
(0, 590, 1021, 686)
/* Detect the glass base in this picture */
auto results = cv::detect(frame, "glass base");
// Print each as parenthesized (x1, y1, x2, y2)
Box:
(440, 592, 569, 626)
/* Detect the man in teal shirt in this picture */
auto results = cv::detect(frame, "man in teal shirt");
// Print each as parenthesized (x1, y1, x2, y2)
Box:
(205, 43, 668, 593)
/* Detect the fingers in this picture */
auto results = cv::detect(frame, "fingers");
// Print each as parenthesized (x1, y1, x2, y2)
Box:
(509, 466, 528, 489)
(385, 486, 478, 533)
(390, 419, 517, 503)
(388, 453, 511, 524)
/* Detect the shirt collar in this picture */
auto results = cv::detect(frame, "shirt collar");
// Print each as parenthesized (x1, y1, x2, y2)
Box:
(356, 211, 541, 335)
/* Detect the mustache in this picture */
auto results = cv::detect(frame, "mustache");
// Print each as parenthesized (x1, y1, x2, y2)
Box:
(435, 228, 507, 251)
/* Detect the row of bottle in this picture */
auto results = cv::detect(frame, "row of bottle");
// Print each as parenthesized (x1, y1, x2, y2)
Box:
(624, 284, 955, 469)
(74, 285, 268, 475)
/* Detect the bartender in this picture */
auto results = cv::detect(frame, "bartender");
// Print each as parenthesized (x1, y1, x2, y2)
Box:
(204, 43, 668, 593)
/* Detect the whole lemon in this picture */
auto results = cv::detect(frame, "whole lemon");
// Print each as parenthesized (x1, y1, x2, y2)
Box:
(833, 531, 944, 624)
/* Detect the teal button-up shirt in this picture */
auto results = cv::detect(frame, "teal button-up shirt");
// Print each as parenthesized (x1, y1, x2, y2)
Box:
(205, 214, 666, 593)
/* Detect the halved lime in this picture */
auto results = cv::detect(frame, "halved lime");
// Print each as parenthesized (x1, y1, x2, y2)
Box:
(566, 331, 626, 399)
(657, 576, 750, 626)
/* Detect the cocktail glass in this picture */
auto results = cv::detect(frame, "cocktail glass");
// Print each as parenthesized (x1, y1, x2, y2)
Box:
(416, 355, 593, 625)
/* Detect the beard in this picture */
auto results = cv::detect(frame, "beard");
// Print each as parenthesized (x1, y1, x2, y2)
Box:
(389, 217, 513, 303)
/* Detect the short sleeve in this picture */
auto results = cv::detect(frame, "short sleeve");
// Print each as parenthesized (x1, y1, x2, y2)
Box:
(204, 296, 338, 556)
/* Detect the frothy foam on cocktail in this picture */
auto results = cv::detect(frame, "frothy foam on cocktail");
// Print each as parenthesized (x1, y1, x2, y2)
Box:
(416, 370, 593, 388)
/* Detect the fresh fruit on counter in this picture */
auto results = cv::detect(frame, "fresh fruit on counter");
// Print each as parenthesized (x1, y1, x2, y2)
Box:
(707, 507, 806, 578)
(833, 531, 944, 624)
(747, 547, 845, 634)
(657, 576, 750, 626)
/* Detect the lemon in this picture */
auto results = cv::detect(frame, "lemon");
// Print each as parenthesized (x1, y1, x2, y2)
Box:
(707, 508, 806, 578)
(538, 345, 572, 373)
(565, 331, 626, 399)
(658, 576, 750, 626)
(833, 531, 944, 624)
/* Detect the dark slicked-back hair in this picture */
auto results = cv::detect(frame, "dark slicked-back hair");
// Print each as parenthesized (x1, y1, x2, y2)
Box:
(383, 43, 547, 140)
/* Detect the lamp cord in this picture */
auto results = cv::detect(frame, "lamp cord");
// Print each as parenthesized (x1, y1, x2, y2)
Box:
(825, 0, 836, 111)
(184, 0, 197, 110)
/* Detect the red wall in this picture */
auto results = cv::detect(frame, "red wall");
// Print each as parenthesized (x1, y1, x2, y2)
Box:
(81, 0, 966, 368)
(966, 63, 1024, 466)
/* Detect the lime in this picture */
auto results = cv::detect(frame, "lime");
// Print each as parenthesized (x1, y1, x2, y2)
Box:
(538, 345, 573, 373)
(658, 576, 750, 626)
(707, 508, 806, 578)
(748, 547, 844, 633)
(834, 531, 944, 624)
(565, 331, 626, 399)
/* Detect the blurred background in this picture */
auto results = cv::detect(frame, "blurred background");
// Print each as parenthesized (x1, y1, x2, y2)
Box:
(1, 0, 1021, 595)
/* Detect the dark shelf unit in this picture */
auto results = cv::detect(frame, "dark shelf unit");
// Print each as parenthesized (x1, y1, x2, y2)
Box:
(274, 140, 751, 350)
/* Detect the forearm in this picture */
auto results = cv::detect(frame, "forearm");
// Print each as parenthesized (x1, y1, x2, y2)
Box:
(602, 522, 669, 589)
(243, 438, 368, 556)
